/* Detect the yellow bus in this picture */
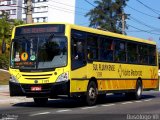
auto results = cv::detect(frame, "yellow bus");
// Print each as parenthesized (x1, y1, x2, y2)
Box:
(9, 23, 158, 106)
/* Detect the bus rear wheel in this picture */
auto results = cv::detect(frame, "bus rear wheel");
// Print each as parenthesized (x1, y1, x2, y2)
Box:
(33, 98, 48, 105)
(86, 81, 98, 106)
(125, 80, 142, 100)
(134, 80, 142, 100)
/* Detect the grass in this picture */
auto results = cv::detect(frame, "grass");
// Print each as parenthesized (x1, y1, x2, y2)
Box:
(0, 71, 10, 85)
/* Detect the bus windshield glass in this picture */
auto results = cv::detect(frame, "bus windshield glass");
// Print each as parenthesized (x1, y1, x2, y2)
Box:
(10, 34, 67, 69)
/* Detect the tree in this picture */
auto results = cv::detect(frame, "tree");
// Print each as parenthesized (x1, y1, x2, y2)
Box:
(0, 11, 24, 50)
(0, 11, 24, 69)
(10, 19, 24, 29)
(0, 11, 11, 46)
(85, 0, 129, 34)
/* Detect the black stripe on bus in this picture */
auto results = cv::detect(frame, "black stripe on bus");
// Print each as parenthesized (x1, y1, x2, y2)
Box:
(71, 78, 158, 80)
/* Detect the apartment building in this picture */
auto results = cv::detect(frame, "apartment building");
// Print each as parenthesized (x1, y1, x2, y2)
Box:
(0, 0, 22, 19)
(22, 0, 76, 23)
(0, 0, 76, 24)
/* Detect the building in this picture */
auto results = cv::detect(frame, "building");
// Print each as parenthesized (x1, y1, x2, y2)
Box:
(22, 0, 76, 24)
(0, 0, 76, 24)
(0, 0, 22, 20)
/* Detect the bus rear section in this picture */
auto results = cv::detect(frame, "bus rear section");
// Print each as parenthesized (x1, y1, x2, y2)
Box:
(69, 26, 158, 106)
(9, 24, 70, 104)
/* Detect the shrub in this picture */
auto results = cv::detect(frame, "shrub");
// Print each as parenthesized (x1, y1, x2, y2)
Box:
(0, 53, 9, 70)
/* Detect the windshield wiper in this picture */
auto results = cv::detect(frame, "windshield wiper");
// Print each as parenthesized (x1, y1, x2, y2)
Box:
(14, 35, 29, 42)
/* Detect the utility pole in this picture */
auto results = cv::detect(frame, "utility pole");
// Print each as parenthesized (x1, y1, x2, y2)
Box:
(122, 10, 125, 35)
(25, 0, 32, 24)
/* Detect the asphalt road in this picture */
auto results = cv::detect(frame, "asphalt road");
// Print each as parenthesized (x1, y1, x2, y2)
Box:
(0, 91, 160, 120)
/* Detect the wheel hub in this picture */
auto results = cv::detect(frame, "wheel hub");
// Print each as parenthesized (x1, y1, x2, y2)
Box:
(137, 86, 142, 96)
(89, 87, 96, 99)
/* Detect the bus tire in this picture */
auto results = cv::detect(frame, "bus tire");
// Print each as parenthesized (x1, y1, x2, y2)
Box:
(86, 81, 98, 106)
(33, 98, 48, 105)
(134, 80, 143, 100)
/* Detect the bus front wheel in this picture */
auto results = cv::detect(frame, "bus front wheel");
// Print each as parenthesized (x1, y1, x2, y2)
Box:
(86, 81, 98, 106)
(33, 98, 48, 105)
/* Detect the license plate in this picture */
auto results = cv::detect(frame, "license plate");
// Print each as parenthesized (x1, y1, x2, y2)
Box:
(31, 86, 42, 91)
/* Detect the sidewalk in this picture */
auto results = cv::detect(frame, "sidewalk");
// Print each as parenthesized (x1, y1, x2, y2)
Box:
(0, 85, 9, 96)
(0, 85, 32, 105)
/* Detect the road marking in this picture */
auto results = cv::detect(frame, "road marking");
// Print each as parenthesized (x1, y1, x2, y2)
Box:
(144, 99, 152, 102)
(30, 112, 50, 116)
(101, 104, 115, 107)
(81, 106, 97, 110)
(121, 102, 133, 105)
(135, 101, 142, 103)
(56, 109, 72, 113)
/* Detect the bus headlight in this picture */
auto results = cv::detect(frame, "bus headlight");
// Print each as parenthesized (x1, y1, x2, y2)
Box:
(10, 75, 19, 83)
(56, 72, 69, 83)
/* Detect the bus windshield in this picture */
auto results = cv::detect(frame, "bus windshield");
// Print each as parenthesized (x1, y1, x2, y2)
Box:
(10, 34, 67, 70)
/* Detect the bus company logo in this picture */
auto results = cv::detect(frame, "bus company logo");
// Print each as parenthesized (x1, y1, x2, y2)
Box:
(34, 80, 38, 84)
(150, 68, 157, 85)
(118, 65, 142, 78)
(20, 52, 28, 61)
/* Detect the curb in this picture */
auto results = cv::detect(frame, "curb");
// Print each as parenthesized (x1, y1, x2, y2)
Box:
(0, 69, 9, 73)
(0, 85, 33, 105)
(0, 85, 9, 93)
(0, 97, 33, 105)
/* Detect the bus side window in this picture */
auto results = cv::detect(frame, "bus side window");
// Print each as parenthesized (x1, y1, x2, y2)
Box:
(138, 45, 148, 64)
(87, 34, 98, 60)
(99, 37, 114, 61)
(148, 46, 156, 65)
(127, 43, 138, 63)
(71, 30, 86, 70)
(74, 41, 83, 60)
(114, 41, 126, 62)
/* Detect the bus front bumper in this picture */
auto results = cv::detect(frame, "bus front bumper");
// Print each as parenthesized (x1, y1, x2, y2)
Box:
(9, 81, 70, 97)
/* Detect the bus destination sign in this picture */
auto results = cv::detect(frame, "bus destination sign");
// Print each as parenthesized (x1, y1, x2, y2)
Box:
(15, 24, 65, 36)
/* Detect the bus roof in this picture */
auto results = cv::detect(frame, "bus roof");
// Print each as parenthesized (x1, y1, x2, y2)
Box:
(14, 22, 156, 45)
(69, 24, 156, 45)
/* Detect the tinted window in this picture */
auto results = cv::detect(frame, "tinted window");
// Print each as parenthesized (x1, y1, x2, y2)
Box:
(127, 43, 138, 63)
(114, 40, 126, 62)
(148, 46, 156, 65)
(87, 34, 98, 60)
(99, 37, 114, 61)
(138, 45, 148, 64)
(71, 30, 86, 69)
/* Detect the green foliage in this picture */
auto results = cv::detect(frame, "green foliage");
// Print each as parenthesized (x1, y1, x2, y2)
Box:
(0, 11, 24, 44)
(86, 0, 129, 34)
(0, 11, 24, 69)
(0, 53, 9, 69)
(0, 13, 11, 44)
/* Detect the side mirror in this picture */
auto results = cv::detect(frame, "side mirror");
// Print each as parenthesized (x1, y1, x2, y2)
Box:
(2, 40, 6, 54)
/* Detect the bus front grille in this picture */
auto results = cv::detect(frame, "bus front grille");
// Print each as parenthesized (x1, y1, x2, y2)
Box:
(22, 74, 52, 80)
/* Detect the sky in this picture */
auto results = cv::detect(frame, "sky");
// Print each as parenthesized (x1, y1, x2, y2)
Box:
(75, 0, 160, 50)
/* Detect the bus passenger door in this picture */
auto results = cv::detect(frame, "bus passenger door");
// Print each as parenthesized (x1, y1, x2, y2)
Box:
(70, 29, 88, 93)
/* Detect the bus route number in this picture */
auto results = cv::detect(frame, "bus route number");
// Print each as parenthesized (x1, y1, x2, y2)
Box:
(97, 72, 102, 77)
(42, 80, 49, 83)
